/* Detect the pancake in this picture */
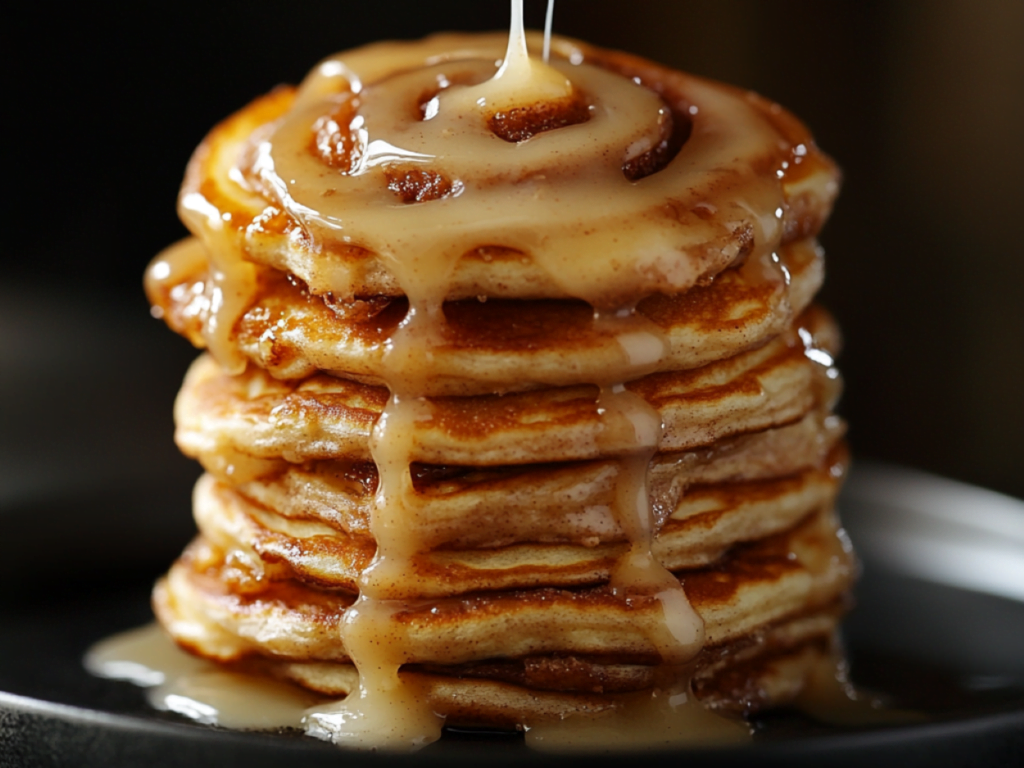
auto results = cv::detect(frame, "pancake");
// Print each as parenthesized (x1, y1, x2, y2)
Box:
(280, 607, 845, 724)
(149, 236, 824, 394)
(215, 408, 845, 547)
(191, 447, 846, 596)
(155, 507, 852, 667)
(174, 306, 839, 468)
(136, 19, 852, 751)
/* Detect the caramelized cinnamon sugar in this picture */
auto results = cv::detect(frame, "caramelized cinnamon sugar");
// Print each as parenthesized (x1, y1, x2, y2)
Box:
(488, 91, 591, 142)
(384, 168, 458, 204)
(312, 97, 362, 171)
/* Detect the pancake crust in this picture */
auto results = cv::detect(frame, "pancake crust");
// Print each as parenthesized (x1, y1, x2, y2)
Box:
(175, 307, 839, 469)
(191, 446, 846, 597)
(152, 239, 824, 394)
(272, 609, 844, 726)
(155, 507, 854, 666)
(216, 409, 844, 548)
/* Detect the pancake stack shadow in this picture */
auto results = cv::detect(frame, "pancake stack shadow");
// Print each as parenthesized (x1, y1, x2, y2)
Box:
(143, 33, 856, 738)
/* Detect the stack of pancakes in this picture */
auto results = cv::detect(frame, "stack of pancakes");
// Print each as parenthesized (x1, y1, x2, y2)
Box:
(146, 32, 851, 743)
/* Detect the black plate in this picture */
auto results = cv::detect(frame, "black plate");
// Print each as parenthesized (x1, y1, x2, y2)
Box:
(2, 464, 1023, 768)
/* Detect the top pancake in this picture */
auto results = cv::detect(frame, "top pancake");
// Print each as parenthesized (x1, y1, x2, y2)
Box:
(145, 32, 840, 387)
(163, 33, 839, 304)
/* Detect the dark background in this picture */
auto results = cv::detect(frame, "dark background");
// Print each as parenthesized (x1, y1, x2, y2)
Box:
(4, 0, 1022, 502)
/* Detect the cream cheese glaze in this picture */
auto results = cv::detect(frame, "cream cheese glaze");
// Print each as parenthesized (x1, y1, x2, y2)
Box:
(133, 0, 845, 753)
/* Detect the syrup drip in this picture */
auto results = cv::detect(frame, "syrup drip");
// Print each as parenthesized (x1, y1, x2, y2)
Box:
(177, 196, 258, 376)
(596, 386, 703, 657)
(484, 0, 573, 112)
(305, 597, 443, 750)
(543, 0, 556, 63)
(304, 394, 444, 751)
(145, 238, 208, 321)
